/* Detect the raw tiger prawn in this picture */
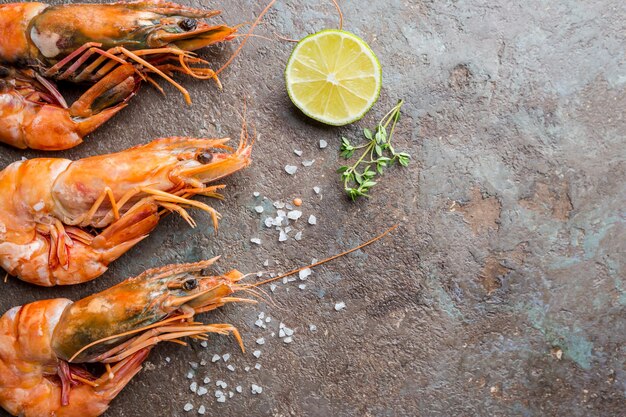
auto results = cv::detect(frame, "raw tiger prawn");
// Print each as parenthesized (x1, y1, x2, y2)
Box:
(0, 0, 275, 150)
(0, 227, 396, 417)
(0, 131, 252, 286)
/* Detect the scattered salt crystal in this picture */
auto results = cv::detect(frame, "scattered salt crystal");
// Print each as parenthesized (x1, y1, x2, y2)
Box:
(250, 238, 262, 245)
(217, 396, 226, 403)
(245, 366, 251, 372)
(186, 371, 194, 379)
(287, 210, 302, 220)
(270, 284, 277, 292)
(258, 312, 265, 319)
(273, 201, 285, 209)
(308, 215, 317, 225)
(216, 381, 223, 387)
(200, 360, 207, 366)
(299, 268, 312, 280)
(189, 362, 199, 369)
(254, 206, 264, 214)
(211, 354, 220, 363)
(255, 319, 264, 327)
(198, 405, 206, 415)
(294, 149, 303, 156)
(285, 165, 298, 175)
(283, 336, 293, 344)
(251, 384, 263, 394)
(254, 363, 262, 370)
(165, 357, 171, 363)
(313, 186, 321, 194)
(279, 322, 286, 329)
(33, 202, 44, 212)
(294, 231, 303, 241)
(319, 139, 328, 149)
(279, 328, 286, 338)
(265, 316, 271, 323)
(302, 160, 315, 167)
(222, 353, 230, 362)
(256, 272, 263, 278)
(229, 391, 234, 398)
(200, 341, 208, 348)
(190, 382, 198, 393)
(264, 217, 273, 228)
(227, 365, 235, 372)
(253, 192, 260, 197)
(197, 386, 208, 396)
(284, 327, 294, 337)
(236, 385, 243, 393)
(279, 230, 288, 242)
(203, 377, 210, 384)
(299, 284, 306, 290)
(335, 302, 346, 311)
(284, 226, 293, 233)
(256, 337, 265, 345)
(309, 324, 317, 332)
(183, 403, 194, 412)
(253, 350, 262, 358)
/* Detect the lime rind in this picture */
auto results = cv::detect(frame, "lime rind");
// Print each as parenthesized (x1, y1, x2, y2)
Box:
(285, 29, 382, 126)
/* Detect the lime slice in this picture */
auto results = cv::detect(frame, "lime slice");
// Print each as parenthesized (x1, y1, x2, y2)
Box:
(285, 30, 382, 126)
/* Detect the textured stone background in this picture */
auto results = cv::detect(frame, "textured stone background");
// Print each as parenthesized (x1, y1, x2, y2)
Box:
(0, 0, 624, 416)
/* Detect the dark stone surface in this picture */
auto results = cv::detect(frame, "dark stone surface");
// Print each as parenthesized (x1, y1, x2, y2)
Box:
(0, 0, 624, 416)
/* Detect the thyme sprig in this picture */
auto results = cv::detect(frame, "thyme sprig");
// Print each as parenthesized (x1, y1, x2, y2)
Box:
(337, 100, 410, 200)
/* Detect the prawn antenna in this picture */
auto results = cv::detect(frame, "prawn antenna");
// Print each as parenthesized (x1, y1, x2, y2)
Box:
(215, 0, 277, 76)
(251, 224, 398, 288)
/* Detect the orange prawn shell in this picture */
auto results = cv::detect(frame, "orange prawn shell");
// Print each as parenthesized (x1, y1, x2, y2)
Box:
(0, 3, 47, 63)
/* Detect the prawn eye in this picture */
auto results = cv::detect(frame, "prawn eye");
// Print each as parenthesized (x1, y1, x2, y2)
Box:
(198, 152, 213, 164)
(179, 18, 197, 32)
(183, 278, 198, 291)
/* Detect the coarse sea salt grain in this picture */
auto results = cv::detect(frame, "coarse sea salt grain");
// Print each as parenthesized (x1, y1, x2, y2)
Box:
(211, 354, 220, 363)
(253, 350, 261, 358)
(217, 396, 226, 403)
(190, 382, 198, 393)
(308, 215, 317, 225)
(270, 284, 277, 292)
(288, 210, 302, 220)
(309, 324, 317, 332)
(222, 353, 230, 362)
(313, 186, 321, 194)
(200, 341, 208, 348)
(284, 327, 294, 337)
(302, 160, 315, 167)
(294, 231, 303, 241)
(285, 165, 298, 175)
(335, 302, 346, 311)
(184, 403, 194, 412)
(253, 191, 260, 197)
(320, 139, 328, 149)
(255, 206, 264, 214)
(299, 284, 306, 290)
(198, 405, 206, 415)
(264, 217, 273, 228)
(279, 230, 288, 242)
(236, 385, 243, 393)
(204, 377, 210, 384)
(250, 238, 262, 245)
(186, 371, 194, 379)
(273, 201, 285, 209)
(283, 336, 293, 344)
(299, 268, 312, 280)
(227, 365, 235, 372)
(294, 149, 303, 156)
(165, 357, 171, 363)
(255, 363, 262, 370)
(256, 337, 265, 345)
(197, 386, 208, 396)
